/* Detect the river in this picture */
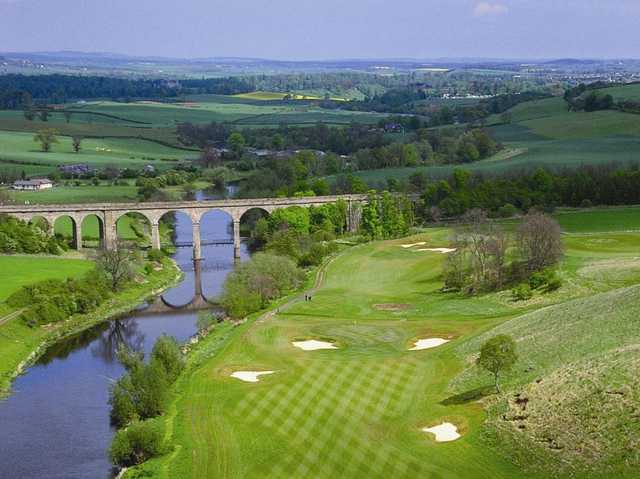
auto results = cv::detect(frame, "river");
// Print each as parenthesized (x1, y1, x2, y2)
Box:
(0, 189, 248, 479)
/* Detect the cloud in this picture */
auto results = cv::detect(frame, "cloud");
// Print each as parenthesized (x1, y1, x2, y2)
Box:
(474, 2, 508, 16)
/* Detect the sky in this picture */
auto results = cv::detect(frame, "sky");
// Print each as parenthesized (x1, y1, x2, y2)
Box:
(1, 0, 639, 60)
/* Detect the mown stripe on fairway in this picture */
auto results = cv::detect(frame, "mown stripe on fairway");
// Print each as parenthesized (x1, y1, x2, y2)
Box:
(233, 356, 425, 478)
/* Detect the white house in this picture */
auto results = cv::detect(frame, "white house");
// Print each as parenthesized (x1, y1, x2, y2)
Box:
(12, 179, 54, 191)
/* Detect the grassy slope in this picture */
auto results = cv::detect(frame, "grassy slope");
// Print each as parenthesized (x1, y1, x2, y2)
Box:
(135, 208, 640, 478)
(0, 255, 93, 390)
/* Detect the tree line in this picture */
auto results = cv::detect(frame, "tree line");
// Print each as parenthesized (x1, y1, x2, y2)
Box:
(0, 74, 253, 108)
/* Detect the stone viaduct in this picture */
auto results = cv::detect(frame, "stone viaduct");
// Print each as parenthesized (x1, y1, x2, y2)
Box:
(0, 194, 366, 260)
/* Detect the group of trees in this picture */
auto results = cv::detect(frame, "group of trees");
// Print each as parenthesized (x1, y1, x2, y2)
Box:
(417, 164, 640, 221)
(443, 209, 563, 295)
(0, 74, 254, 108)
(360, 191, 414, 240)
(8, 270, 112, 327)
(220, 252, 304, 319)
(6, 245, 147, 327)
(0, 216, 65, 254)
(109, 336, 184, 467)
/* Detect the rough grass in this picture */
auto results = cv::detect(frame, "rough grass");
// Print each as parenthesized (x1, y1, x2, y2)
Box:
(451, 286, 640, 478)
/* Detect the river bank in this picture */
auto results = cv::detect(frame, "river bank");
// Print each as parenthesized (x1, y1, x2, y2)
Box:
(0, 256, 183, 395)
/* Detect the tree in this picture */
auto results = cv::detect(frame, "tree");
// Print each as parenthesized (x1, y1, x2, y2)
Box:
(63, 110, 72, 123)
(517, 211, 563, 273)
(95, 245, 136, 291)
(23, 108, 35, 121)
(477, 335, 517, 393)
(360, 192, 383, 239)
(33, 128, 59, 152)
(38, 108, 50, 121)
(198, 146, 221, 168)
(72, 136, 82, 153)
(227, 132, 246, 157)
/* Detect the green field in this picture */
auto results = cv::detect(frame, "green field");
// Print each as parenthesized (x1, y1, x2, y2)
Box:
(0, 255, 93, 304)
(0, 95, 388, 176)
(345, 86, 640, 184)
(136, 208, 640, 478)
(7, 184, 140, 204)
(0, 129, 196, 172)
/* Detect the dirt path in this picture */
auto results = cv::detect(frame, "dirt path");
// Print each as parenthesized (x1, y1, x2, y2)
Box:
(256, 253, 335, 323)
(0, 309, 25, 327)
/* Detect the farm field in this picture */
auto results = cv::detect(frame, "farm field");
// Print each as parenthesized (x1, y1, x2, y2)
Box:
(0, 129, 195, 172)
(7, 183, 140, 204)
(138, 208, 640, 478)
(344, 88, 640, 184)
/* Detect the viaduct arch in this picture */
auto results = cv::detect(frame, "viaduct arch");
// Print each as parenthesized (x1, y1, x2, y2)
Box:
(0, 195, 366, 260)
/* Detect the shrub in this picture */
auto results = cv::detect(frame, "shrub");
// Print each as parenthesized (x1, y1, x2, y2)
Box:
(580, 199, 593, 208)
(147, 249, 164, 263)
(528, 271, 547, 290)
(151, 335, 184, 383)
(511, 284, 533, 301)
(498, 203, 518, 218)
(544, 276, 562, 292)
(109, 419, 166, 467)
(528, 269, 561, 292)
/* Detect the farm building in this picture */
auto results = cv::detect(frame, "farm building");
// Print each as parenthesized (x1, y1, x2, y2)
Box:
(12, 179, 54, 191)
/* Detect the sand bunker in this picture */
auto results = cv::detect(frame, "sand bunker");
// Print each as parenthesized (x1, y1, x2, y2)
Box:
(374, 303, 411, 311)
(292, 340, 338, 351)
(400, 242, 426, 248)
(422, 422, 461, 442)
(415, 248, 457, 254)
(230, 371, 274, 383)
(409, 338, 450, 350)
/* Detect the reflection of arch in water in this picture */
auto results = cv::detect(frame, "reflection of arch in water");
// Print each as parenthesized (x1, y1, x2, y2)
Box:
(156, 259, 217, 311)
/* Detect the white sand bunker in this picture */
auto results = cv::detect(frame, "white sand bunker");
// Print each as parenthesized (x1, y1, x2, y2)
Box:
(400, 242, 426, 248)
(230, 371, 274, 383)
(292, 340, 338, 351)
(409, 338, 450, 350)
(415, 248, 457, 254)
(422, 422, 461, 442)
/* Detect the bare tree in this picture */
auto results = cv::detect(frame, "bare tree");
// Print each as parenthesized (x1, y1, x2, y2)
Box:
(517, 211, 563, 273)
(198, 146, 221, 168)
(446, 209, 510, 293)
(95, 244, 136, 291)
(63, 110, 73, 123)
